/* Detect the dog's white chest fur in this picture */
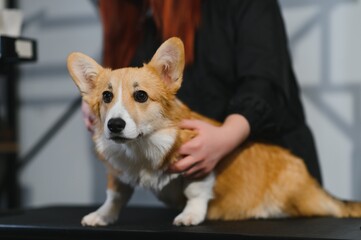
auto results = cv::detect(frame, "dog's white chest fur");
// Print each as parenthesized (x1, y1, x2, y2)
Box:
(95, 128, 179, 191)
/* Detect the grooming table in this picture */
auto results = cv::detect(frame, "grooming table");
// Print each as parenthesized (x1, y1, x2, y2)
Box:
(0, 206, 360, 239)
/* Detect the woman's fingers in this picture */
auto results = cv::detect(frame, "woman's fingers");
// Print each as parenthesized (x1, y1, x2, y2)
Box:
(168, 155, 199, 173)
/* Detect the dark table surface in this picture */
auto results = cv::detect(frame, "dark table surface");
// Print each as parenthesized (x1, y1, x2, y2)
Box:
(0, 205, 361, 240)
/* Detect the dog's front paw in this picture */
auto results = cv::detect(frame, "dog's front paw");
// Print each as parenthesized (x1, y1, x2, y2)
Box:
(81, 211, 118, 227)
(173, 211, 205, 226)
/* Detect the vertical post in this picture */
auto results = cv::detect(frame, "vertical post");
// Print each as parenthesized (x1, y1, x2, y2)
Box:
(5, 0, 20, 208)
(6, 64, 20, 208)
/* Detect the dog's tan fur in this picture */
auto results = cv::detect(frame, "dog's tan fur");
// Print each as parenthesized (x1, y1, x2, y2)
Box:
(67, 37, 361, 226)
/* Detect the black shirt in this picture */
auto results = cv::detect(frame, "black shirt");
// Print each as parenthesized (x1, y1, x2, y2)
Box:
(130, 0, 322, 184)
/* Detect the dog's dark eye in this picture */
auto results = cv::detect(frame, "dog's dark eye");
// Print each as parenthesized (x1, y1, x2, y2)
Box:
(134, 90, 148, 103)
(102, 91, 113, 103)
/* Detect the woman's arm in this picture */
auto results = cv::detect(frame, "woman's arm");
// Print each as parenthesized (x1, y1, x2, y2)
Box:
(169, 0, 295, 178)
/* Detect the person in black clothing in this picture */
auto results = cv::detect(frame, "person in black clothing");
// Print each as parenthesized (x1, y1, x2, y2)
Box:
(83, 0, 323, 184)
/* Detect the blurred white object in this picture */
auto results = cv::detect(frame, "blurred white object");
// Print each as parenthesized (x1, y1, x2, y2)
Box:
(0, 0, 6, 10)
(0, 9, 23, 37)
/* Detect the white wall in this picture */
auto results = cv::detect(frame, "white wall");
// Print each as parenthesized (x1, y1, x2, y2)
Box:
(18, 0, 105, 206)
(280, 0, 361, 200)
(17, 0, 361, 208)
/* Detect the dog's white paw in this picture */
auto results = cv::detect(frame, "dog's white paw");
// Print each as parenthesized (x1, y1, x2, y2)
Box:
(173, 211, 205, 226)
(81, 211, 118, 227)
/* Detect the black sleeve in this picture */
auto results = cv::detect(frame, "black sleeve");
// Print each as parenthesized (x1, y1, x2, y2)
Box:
(227, 0, 296, 139)
(228, 77, 282, 138)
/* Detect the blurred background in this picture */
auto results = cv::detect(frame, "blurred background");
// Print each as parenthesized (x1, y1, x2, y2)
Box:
(0, 0, 361, 209)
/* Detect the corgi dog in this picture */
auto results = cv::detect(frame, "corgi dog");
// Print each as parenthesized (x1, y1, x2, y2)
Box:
(67, 37, 361, 227)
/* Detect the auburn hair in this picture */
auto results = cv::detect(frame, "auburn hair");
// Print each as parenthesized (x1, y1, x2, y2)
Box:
(99, 0, 201, 69)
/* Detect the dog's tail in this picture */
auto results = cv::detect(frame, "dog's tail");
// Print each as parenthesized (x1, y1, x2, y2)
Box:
(321, 193, 361, 218)
(290, 178, 361, 218)
(339, 200, 361, 217)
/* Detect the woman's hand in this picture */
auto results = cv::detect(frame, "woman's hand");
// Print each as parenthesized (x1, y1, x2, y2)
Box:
(168, 114, 250, 179)
(81, 100, 96, 134)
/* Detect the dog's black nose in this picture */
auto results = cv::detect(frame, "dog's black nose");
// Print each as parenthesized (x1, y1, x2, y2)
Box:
(107, 118, 126, 133)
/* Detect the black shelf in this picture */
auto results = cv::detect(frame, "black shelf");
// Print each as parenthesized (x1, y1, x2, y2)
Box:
(0, 35, 37, 64)
(0, 35, 37, 209)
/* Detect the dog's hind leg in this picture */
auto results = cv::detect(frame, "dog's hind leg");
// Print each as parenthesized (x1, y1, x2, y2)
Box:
(173, 173, 215, 226)
(81, 173, 134, 226)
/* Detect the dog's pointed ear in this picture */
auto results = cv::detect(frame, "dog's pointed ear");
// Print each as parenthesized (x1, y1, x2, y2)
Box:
(67, 52, 103, 96)
(148, 37, 185, 93)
